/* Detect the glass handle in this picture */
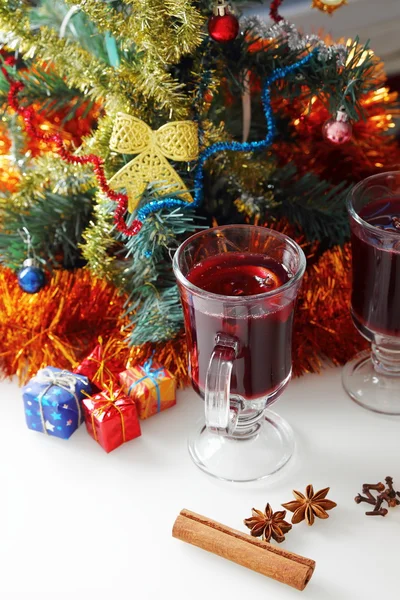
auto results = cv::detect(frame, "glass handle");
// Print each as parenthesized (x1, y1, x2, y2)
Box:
(205, 333, 240, 435)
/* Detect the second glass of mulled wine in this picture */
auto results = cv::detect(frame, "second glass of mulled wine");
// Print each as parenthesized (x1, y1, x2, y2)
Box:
(343, 172, 400, 414)
(173, 225, 305, 482)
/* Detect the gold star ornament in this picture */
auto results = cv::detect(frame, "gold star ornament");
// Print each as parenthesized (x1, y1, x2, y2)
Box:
(282, 485, 337, 526)
(311, 0, 347, 15)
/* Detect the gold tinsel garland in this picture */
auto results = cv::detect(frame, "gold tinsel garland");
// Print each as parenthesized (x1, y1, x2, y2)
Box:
(61, 0, 204, 118)
(80, 191, 118, 280)
(65, 0, 205, 63)
(0, 2, 200, 119)
(0, 3, 130, 113)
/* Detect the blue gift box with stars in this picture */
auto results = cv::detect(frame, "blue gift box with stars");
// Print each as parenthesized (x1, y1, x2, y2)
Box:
(22, 367, 92, 440)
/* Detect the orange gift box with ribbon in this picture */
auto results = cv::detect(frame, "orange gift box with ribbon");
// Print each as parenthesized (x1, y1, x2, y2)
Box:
(119, 358, 176, 420)
(82, 387, 141, 453)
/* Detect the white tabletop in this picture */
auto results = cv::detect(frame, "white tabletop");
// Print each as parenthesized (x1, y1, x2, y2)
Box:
(0, 366, 399, 600)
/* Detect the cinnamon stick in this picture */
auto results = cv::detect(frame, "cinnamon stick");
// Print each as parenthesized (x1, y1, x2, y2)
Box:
(172, 509, 315, 591)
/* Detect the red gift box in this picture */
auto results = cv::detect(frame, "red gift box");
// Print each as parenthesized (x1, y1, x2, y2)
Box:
(82, 387, 141, 453)
(74, 338, 127, 391)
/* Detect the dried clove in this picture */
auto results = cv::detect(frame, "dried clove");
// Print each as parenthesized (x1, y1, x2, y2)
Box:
(365, 508, 388, 517)
(383, 476, 400, 508)
(355, 477, 400, 517)
(354, 493, 376, 506)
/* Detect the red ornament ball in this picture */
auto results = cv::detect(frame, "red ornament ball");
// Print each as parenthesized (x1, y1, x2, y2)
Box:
(322, 116, 352, 145)
(208, 12, 239, 43)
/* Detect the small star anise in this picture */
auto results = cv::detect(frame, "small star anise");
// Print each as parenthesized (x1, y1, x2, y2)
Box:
(244, 503, 292, 543)
(282, 485, 337, 526)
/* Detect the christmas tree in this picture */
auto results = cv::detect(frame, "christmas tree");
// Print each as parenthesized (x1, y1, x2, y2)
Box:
(0, 0, 398, 383)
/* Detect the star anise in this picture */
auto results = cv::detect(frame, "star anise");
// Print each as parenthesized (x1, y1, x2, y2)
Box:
(244, 503, 292, 543)
(282, 485, 337, 526)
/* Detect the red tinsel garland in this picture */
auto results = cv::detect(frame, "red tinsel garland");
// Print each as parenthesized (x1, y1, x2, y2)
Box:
(270, 0, 284, 22)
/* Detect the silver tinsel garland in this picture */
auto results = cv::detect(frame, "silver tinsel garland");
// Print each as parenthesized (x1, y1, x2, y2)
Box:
(241, 16, 347, 67)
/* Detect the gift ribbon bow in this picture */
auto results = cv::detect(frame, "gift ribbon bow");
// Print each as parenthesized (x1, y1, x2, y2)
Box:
(108, 113, 199, 213)
(34, 369, 88, 435)
(128, 358, 165, 413)
(74, 336, 125, 387)
(86, 337, 124, 386)
(90, 387, 127, 443)
(87, 356, 115, 386)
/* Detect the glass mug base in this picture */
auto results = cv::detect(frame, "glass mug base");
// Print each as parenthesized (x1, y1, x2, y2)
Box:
(342, 350, 400, 415)
(188, 410, 295, 482)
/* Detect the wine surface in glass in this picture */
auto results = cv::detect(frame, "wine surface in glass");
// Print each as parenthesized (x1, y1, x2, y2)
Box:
(351, 196, 400, 336)
(183, 252, 293, 400)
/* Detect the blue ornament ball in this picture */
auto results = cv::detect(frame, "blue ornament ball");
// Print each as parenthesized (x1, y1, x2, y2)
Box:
(18, 260, 46, 294)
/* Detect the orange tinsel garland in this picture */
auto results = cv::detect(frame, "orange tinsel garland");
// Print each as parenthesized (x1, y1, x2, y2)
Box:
(0, 244, 365, 386)
(272, 86, 400, 185)
(0, 268, 126, 383)
(293, 244, 367, 376)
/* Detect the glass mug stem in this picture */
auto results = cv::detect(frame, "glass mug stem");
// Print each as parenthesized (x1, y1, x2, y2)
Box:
(371, 343, 400, 376)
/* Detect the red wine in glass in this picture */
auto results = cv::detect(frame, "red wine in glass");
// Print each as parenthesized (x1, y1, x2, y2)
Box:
(351, 196, 400, 337)
(183, 252, 294, 400)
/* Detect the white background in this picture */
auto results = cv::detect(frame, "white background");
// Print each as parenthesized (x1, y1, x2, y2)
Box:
(1, 366, 399, 600)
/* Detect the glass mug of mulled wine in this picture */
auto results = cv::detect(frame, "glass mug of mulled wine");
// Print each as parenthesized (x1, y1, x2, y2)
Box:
(343, 171, 400, 414)
(173, 225, 306, 482)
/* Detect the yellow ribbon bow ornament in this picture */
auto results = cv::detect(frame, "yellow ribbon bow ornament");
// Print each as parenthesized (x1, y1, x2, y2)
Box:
(109, 113, 199, 213)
